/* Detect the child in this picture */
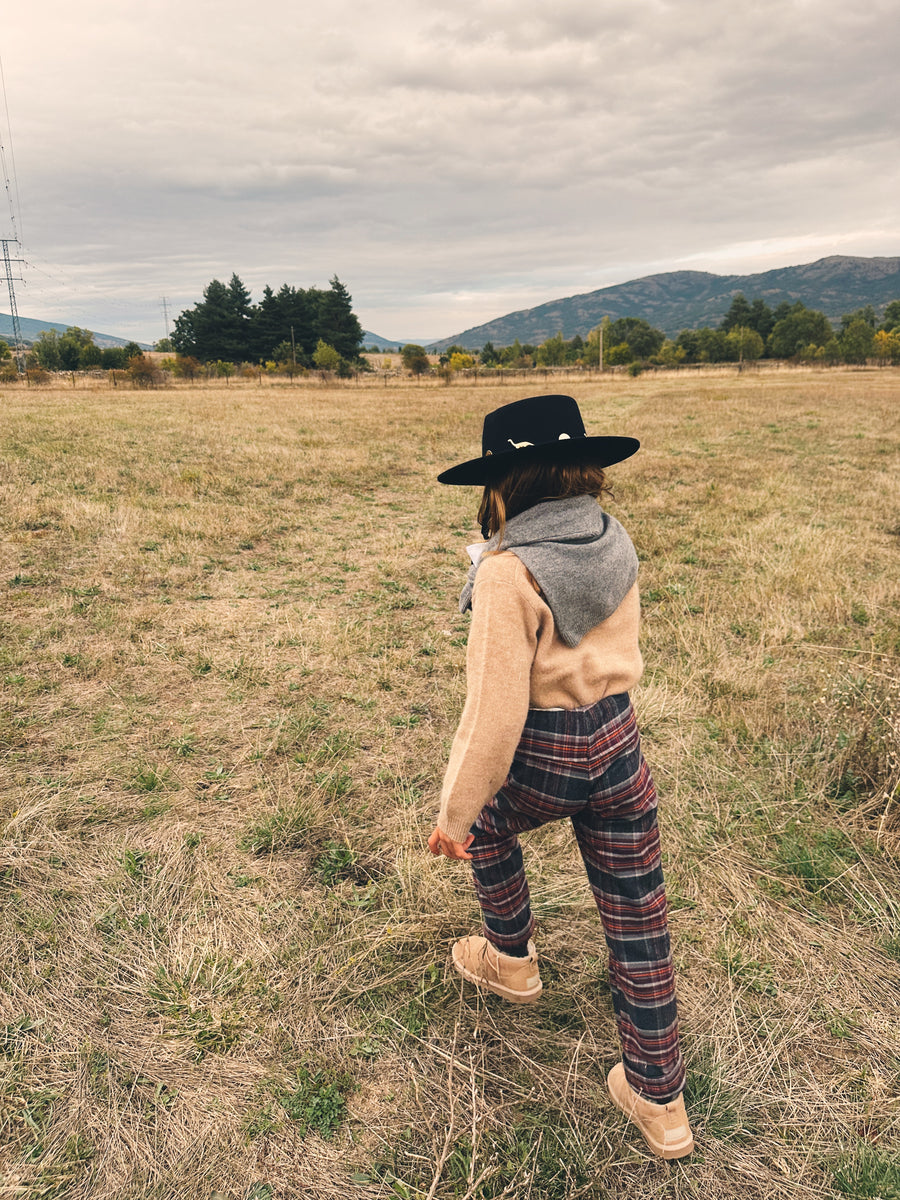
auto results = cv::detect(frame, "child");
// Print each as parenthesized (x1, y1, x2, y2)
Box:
(427, 394, 693, 1160)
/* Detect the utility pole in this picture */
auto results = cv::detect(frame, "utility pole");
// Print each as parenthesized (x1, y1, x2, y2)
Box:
(591, 321, 603, 373)
(1, 238, 24, 374)
(160, 296, 171, 342)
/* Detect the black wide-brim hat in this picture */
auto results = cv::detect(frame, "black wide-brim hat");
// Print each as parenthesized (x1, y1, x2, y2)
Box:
(437, 394, 639, 486)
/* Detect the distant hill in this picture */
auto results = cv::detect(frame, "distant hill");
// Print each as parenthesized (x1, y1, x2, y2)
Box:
(0, 313, 152, 350)
(362, 330, 441, 351)
(432, 256, 900, 349)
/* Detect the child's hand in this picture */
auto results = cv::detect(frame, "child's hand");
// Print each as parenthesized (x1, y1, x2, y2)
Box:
(427, 827, 474, 860)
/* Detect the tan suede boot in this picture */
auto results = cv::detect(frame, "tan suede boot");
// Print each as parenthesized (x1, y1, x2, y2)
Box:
(607, 1062, 694, 1159)
(451, 935, 543, 1003)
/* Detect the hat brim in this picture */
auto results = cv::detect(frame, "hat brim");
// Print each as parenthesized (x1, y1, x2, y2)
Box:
(437, 435, 640, 486)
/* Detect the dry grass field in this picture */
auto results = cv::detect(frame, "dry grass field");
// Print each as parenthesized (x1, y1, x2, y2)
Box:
(1, 369, 898, 1200)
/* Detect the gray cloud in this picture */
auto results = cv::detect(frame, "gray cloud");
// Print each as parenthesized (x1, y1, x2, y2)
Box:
(5, 0, 899, 341)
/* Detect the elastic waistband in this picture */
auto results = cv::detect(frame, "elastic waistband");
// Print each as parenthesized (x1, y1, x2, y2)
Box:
(524, 692, 631, 732)
(528, 692, 630, 716)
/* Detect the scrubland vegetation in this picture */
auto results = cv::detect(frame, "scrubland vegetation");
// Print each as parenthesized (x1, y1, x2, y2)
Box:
(1, 370, 898, 1199)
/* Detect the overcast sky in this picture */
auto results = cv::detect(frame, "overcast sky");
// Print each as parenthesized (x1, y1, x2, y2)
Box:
(3, 0, 899, 343)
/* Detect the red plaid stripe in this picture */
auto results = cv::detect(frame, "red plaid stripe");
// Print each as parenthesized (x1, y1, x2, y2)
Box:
(468, 692, 685, 1103)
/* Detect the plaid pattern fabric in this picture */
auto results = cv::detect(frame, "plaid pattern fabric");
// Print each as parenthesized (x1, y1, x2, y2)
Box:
(468, 692, 685, 1103)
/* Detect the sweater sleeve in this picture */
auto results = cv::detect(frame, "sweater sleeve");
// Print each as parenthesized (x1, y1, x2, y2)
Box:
(437, 555, 541, 842)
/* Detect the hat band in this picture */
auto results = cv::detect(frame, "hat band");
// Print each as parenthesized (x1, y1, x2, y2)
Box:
(484, 432, 574, 457)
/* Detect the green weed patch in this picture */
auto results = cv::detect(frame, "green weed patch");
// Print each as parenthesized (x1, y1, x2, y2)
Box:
(274, 1063, 355, 1140)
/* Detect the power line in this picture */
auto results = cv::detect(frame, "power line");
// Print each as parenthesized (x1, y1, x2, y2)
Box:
(0, 55, 21, 243)
(0, 53, 25, 372)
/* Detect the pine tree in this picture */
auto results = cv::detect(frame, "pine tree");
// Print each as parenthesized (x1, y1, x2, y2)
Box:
(249, 286, 283, 362)
(315, 276, 363, 362)
(192, 279, 232, 360)
(719, 293, 753, 331)
(171, 308, 198, 357)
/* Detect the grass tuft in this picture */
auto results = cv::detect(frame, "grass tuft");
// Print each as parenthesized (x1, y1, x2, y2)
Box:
(831, 1144, 900, 1199)
(238, 800, 316, 854)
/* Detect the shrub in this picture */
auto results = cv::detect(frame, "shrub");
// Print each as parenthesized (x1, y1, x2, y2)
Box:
(127, 354, 162, 387)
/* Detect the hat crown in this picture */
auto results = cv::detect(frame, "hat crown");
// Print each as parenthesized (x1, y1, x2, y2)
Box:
(481, 395, 586, 457)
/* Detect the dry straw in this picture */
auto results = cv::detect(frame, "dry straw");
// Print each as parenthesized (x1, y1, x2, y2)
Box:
(1, 369, 899, 1198)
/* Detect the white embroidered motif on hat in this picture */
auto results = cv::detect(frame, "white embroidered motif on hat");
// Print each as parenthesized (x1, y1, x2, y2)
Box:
(558, 433, 571, 439)
(508, 439, 534, 449)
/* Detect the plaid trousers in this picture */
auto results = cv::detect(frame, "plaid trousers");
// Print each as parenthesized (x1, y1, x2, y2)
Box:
(468, 692, 685, 1103)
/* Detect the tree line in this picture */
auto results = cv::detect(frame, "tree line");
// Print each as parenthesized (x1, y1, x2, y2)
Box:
(12, 288, 900, 381)
(400, 295, 900, 374)
(25, 326, 147, 372)
(16, 273, 367, 379)
(170, 274, 364, 371)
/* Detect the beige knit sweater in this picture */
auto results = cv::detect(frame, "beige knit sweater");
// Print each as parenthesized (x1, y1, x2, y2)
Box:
(437, 550, 644, 842)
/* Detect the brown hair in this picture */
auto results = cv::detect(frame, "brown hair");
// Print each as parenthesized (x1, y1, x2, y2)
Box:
(477, 460, 612, 542)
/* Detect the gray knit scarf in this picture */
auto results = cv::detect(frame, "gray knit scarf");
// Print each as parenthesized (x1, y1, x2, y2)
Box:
(459, 495, 639, 648)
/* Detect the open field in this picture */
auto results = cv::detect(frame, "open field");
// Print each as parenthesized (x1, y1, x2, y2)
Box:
(1, 370, 899, 1199)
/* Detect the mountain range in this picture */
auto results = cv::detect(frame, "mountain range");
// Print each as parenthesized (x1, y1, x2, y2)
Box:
(361, 330, 443, 351)
(425, 256, 900, 350)
(7, 256, 900, 355)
